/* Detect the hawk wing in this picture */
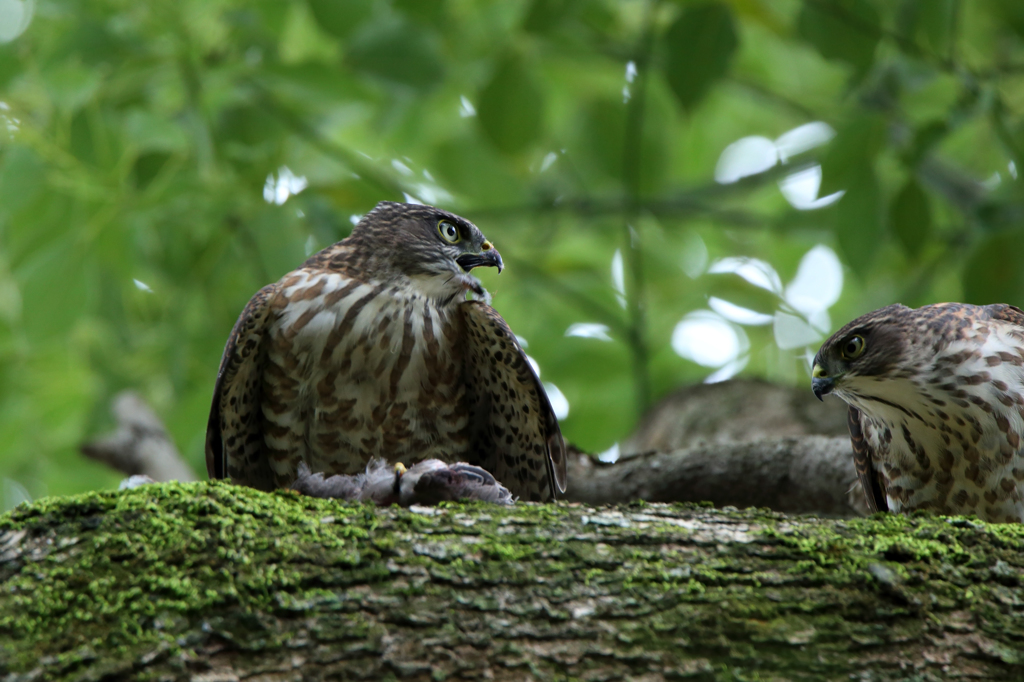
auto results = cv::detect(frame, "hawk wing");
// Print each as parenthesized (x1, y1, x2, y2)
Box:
(988, 303, 1024, 328)
(847, 406, 888, 513)
(460, 300, 567, 502)
(205, 283, 279, 490)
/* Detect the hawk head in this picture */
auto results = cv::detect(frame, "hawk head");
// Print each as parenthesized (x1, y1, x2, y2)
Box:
(352, 201, 503, 302)
(811, 303, 914, 403)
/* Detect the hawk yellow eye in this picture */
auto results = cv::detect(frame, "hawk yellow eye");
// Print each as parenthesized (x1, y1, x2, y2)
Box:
(841, 335, 866, 360)
(438, 220, 460, 244)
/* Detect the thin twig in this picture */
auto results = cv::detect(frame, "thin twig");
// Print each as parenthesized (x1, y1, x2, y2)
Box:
(469, 160, 814, 225)
(246, 79, 409, 199)
(727, 77, 821, 121)
(505, 256, 629, 337)
(224, 214, 272, 285)
(620, 0, 659, 415)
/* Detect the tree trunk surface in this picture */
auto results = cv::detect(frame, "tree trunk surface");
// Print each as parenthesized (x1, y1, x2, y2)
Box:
(2, 483, 1024, 681)
(564, 436, 868, 517)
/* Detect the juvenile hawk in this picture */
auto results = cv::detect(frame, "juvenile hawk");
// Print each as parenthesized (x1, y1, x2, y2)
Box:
(812, 303, 1024, 522)
(206, 201, 567, 502)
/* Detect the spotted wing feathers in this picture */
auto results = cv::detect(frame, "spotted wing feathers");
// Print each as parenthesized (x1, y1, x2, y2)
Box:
(206, 283, 279, 490)
(987, 303, 1024, 329)
(460, 301, 567, 502)
(847, 406, 888, 513)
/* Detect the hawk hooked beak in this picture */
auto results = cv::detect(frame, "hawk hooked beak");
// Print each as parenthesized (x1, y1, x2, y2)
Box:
(456, 241, 504, 273)
(811, 363, 836, 401)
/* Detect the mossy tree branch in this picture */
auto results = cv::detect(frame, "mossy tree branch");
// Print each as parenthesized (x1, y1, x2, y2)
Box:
(2, 483, 1024, 681)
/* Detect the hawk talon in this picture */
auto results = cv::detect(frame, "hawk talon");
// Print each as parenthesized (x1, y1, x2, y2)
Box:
(288, 459, 513, 506)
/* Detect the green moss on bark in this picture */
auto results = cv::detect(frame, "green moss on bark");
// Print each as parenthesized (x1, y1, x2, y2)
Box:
(2, 483, 1024, 680)
(2, 483, 365, 670)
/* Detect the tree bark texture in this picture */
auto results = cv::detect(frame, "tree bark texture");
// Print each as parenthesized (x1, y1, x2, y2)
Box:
(563, 380, 867, 516)
(3, 483, 1024, 681)
(564, 436, 869, 517)
(620, 379, 849, 454)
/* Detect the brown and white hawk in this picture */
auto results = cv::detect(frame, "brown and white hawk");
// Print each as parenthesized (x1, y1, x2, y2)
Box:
(812, 302, 1024, 522)
(206, 201, 567, 502)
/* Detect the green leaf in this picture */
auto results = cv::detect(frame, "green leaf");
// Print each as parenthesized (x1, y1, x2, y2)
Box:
(393, 0, 447, 26)
(301, 194, 352, 245)
(579, 98, 627, 180)
(346, 18, 444, 91)
(523, 0, 573, 33)
(430, 134, 527, 203)
(903, 119, 948, 168)
(59, 20, 135, 66)
(0, 45, 19, 90)
(963, 229, 1024, 305)
(818, 114, 886, 197)
(0, 146, 46, 218)
(894, 0, 953, 54)
(321, 177, 401, 214)
(797, 0, 880, 75)
(889, 179, 931, 259)
(130, 152, 171, 191)
(215, 105, 283, 174)
(263, 63, 367, 111)
(15, 242, 94, 342)
(280, 2, 340, 64)
(834, 164, 883, 274)
(249, 208, 309, 281)
(917, 0, 955, 54)
(662, 2, 738, 113)
(124, 110, 188, 154)
(41, 62, 102, 112)
(69, 110, 99, 167)
(306, 0, 373, 39)
(577, 0, 617, 34)
(990, 0, 1024, 40)
(576, 90, 670, 194)
(476, 55, 545, 155)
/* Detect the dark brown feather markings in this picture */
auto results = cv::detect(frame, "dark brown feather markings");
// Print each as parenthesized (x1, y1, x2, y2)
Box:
(816, 302, 1024, 521)
(205, 201, 566, 503)
(848, 407, 888, 513)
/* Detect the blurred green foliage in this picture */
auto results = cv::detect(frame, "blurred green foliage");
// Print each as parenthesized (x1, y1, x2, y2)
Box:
(1, 0, 1023, 503)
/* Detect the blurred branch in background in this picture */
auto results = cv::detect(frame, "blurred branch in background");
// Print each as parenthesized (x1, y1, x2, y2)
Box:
(468, 159, 814, 224)
(249, 80, 409, 199)
(565, 437, 866, 516)
(80, 391, 197, 483)
(2, 0, 1024, 496)
(565, 379, 866, 515)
